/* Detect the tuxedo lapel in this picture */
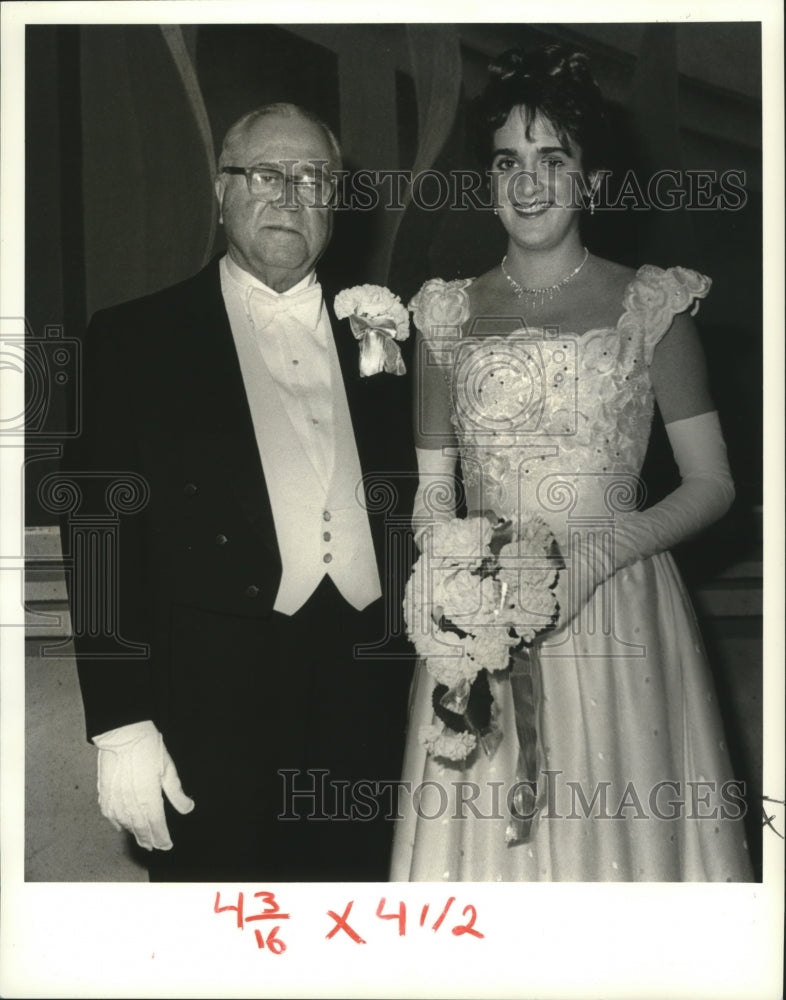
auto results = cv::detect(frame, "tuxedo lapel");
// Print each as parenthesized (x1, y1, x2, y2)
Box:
(322, 279, 418, 599)
(176, 261, 281, 560)
(324, 284, 358, 395)
(324, 282, 375, 478)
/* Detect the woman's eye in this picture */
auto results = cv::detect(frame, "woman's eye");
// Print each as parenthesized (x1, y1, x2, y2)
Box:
(493, 158, 517, 172)
(543, 157, 565, 168)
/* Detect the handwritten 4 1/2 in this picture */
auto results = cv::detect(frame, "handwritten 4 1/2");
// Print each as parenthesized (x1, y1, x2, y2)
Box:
(214, 891, 485, 953)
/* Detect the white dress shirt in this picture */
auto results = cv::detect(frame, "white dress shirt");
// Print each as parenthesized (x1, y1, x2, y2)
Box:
(220, 254, 382, 614)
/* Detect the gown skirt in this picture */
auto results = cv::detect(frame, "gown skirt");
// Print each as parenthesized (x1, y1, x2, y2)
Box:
(390, 551, 753, 882)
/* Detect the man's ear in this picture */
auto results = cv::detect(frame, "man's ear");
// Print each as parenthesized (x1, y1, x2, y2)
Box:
(214, 176, 225, 224)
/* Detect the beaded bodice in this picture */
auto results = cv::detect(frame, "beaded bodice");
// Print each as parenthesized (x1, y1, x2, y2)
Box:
(409, 266, 711, 544)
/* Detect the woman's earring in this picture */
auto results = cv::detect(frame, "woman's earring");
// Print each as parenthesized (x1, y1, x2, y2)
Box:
(493, 207, 498, 215)
(590, 197, 596, 216)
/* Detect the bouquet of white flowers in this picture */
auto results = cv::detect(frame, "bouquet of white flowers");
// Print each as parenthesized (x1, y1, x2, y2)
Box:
(404, 513, 561, 763)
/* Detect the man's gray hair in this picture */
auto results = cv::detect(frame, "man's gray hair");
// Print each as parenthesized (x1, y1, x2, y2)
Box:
(217, 103, 343, 173)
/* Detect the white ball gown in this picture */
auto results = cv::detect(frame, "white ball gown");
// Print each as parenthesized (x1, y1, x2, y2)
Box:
(391, 265, 754, 882)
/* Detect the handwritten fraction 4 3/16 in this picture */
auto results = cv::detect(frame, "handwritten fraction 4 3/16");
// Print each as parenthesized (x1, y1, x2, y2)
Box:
(213, 891, 485, 953)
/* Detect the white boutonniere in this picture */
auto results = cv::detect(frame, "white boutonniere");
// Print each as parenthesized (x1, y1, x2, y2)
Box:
(334, 284, 410, 377)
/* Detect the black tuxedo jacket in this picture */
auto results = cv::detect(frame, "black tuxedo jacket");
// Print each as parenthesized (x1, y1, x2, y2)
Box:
(64, 259, 417, 739)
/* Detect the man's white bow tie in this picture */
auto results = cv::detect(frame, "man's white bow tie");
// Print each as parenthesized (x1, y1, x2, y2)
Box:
(247, 283, 324, 333)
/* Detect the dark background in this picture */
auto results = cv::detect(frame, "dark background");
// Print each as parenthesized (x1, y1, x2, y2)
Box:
(23, 22, 764, 877)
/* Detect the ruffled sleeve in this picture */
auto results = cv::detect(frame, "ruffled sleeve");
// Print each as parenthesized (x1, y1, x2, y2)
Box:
(408, 277, 472, 344)
(620, 266, 712, 361)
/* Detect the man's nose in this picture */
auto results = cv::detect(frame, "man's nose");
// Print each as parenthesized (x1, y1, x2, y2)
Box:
(270, 178, 301, 212)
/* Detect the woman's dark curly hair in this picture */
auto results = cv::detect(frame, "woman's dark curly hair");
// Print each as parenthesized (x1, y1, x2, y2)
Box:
(471, 44, 608, 177)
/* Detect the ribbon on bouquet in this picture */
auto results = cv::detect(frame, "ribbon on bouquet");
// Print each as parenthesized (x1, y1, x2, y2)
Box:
(348, 313, 407, 377)
(433, 644, 545, 844)
(505, 644, 544, 845)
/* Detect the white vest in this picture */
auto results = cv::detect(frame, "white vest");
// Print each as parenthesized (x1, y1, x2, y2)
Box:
(220, 256, 381, 615)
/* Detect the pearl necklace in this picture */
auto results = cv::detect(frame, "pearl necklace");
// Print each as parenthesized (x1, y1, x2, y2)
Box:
(501, 247, 589, 305)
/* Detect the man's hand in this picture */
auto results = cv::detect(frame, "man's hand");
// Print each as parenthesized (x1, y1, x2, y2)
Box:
(92, 720, 195, 851)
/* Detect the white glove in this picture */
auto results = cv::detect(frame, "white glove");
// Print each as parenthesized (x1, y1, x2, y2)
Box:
(92, 720, 195, 851)
(412, 445, 459, 549)
(552, 529, 615, 630)
(613, 409, 735, 568)
(554, 410, 734, 627)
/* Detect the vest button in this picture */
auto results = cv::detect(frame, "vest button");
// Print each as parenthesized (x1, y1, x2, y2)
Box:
(323, 553, 332, 564)
(323, 531, 331, 542)
(215, 534, 228, 545)
(323, 510, 331, 521)
(183, 482, 198, 496)
(244, 585, 260, 598)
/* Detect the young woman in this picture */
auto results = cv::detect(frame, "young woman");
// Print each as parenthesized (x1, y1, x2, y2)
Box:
(392, 45, 753, 881)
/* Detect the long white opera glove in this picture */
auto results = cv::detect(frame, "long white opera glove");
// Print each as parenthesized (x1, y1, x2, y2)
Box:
(614, 410, 735, 566)
(554, 410, 735, 627)
(412, 445, 458, 548)
(92, 720, 195, 851)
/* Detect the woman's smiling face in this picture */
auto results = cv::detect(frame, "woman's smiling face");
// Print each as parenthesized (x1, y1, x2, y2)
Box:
(490, 108, 587, 252)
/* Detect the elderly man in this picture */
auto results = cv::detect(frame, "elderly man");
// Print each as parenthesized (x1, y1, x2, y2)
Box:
(64, 103, 416, 881)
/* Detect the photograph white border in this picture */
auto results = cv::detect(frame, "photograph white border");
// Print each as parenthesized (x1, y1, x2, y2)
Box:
(1, 1, 783, 997)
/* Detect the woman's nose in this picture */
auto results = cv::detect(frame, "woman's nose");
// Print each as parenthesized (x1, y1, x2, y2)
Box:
(508, 168, 543, 203)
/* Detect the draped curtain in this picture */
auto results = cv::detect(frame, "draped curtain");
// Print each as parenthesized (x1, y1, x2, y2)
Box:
(407, 25, 463, 183)
(79, 25, 216, 318)
(627, 23, 701, 269)
(363, 25, 462, 286)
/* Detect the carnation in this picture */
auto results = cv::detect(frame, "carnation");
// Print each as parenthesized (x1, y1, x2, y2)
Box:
(511, 585, 559, 643)
(498, 560, 558, 595)
(466, 627, 517, 674)
(414, 630, 479, 689)
(419, 723, 477, 762)
(430, 516, 494, 561)
(408, 618, 464, 660)
(425, 652, 480, 691)
(334, 284, 410, 340)
(516, 513, 557, 556)
(433, 569, 499, 626)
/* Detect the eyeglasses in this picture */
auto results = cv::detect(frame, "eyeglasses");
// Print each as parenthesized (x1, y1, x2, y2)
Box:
(221, 164, 337, 207)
